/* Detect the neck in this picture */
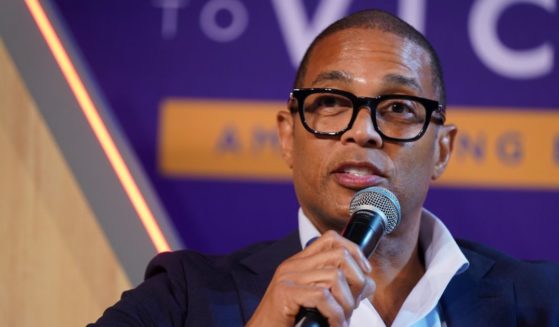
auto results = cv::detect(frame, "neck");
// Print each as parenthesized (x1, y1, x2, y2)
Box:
(368, 212, 425, 325)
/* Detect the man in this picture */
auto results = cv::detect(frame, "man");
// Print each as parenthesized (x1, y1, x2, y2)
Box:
(91, 9, 559, 326)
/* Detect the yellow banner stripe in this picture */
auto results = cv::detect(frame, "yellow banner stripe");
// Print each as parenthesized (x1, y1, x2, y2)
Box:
(159, 99, 288, 180)
(437, 107, 559, 189)
(159, 100, 559, 188)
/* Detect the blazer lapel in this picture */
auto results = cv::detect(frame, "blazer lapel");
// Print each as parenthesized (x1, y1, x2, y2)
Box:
(231, 232, 302, 323)
(441, 246, 516, 326)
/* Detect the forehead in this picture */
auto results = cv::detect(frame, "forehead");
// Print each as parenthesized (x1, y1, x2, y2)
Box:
(302, 28, 435, 97)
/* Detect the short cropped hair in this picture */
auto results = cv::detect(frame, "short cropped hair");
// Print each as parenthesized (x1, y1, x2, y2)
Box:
(293, 9, 446, 104)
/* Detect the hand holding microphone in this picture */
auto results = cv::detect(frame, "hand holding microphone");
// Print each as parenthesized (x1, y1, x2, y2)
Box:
(295, 187, 401, 326)
(247, 187, 401, 327)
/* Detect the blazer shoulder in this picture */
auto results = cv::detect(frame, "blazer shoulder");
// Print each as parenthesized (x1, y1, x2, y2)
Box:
(443, 240, 559, 325)
(91, 234, 299, 326)
(144, 231, 300, 287)
(145, 237, 286, 279)
(457, 238, 559, 280)
(457, 239, 559, 317)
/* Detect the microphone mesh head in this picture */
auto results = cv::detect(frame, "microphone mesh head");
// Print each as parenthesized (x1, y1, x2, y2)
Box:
(349, 187, 401, 234)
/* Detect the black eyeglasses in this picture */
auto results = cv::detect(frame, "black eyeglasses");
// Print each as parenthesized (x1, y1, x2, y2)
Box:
(289, 88, 446, 142)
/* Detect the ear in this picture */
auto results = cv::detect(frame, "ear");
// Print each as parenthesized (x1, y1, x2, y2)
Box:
(277, 109, 295, 169)
(432, 124, 457, 180)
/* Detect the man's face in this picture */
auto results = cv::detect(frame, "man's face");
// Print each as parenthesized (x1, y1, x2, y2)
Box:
(278, 28, 455, 233)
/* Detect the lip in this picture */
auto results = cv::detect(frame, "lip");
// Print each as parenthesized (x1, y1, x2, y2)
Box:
(331, 161, 387, 190)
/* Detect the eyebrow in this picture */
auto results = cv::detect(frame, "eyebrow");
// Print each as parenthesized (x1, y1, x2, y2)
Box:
(382, 74, 423, 93)
(311, 70, 353, 86)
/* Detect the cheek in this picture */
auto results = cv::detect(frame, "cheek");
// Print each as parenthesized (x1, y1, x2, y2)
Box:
(293, 137, 329, 187)
(390, 141, 436, 206)
(291, 135, 341, 204)
(402, 143, 434, 171)
(290, 132, 320, 192)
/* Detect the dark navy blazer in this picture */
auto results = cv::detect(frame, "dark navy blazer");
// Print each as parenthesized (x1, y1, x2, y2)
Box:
(91, 232, 559, 326)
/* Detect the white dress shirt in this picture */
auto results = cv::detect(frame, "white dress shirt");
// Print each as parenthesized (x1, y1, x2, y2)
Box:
(298, 208, 469, 327)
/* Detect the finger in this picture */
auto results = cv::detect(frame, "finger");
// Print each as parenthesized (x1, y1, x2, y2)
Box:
(357, 276, 376, 303)
(248, 279, 347, 327)
(297, 231, 372, 273)
(292, 284, 348, 327)
(284, 246, 369, 299)
(292, 267, 355, 317)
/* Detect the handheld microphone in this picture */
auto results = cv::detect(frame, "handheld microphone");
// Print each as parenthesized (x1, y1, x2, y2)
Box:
(295, 187, 401, 327)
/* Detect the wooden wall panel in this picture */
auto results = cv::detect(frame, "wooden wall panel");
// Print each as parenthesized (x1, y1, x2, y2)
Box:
(0, 40, 131, 326)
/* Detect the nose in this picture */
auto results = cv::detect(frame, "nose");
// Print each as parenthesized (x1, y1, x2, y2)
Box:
(340, 106, 383, 147)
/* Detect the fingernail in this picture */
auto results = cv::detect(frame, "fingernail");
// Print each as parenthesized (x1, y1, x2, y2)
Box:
(305, 237, 319, 248)
(363, 258, 372, 272)
(366, 277, 376, 295)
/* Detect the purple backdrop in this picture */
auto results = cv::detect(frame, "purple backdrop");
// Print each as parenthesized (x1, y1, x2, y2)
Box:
(51, 0, 559, 261)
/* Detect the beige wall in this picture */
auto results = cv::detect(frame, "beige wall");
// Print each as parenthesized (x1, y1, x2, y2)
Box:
(0, 40, 130, 326)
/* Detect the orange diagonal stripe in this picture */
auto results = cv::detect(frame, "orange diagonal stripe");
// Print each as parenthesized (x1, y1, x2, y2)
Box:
(25, 0, 171, 252)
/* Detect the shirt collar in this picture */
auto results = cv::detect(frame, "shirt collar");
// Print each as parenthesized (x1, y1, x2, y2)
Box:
(298, 207, 468, 272)
(298, 207, 321, 250)
(419, 208, 469, 275)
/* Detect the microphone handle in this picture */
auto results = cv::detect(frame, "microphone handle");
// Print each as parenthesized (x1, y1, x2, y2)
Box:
(342, 210, 384, 258)
(295, 308, 328, 327)
(294, 210, 384, 326)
